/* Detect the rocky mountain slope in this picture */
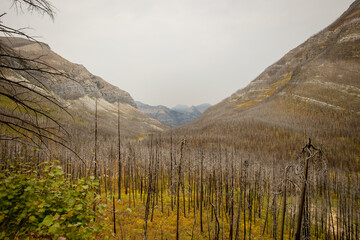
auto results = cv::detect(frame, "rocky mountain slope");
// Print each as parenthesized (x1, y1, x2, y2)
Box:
(136, 102, 211, 126)
(178, 1, 360, 166)
(0, 37, 166, 137)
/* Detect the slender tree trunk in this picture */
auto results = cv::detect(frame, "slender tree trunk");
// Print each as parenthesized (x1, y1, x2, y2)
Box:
(176, 140, 185, 240)
(327, 176, 336, 239)
(113, 195, 116, 234)
(104, 165, 108, 204)
(211, 202, 220, 240)
(170, 133, 174, 211)
(191, 204, 197, 240)
(143, 137, 154, 240)
(117, 100, 122, 201)
(280, 167, 288, 240)
(182, 172, 186, 218)
(262, 177, 270, 236)
(229, 154, 234, 240)
(94, 98, 98, 180)
(200, 150, 204, 233)
(295, 152, 311, 240)
(243, 163, 247, 240)
(92, 98, 99, 219)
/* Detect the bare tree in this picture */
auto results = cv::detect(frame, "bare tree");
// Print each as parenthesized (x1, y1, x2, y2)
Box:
(117, 99, 122, 200)
(176, 139, 186, 240)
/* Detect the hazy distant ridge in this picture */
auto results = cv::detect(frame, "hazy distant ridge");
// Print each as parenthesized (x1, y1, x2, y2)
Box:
(136, 102, 211, 126)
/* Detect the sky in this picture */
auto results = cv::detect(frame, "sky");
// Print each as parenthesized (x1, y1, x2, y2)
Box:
(1, 0, 354, 108)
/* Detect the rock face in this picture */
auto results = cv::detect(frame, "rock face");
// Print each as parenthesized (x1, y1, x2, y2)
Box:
(180, 1, 360, 164)
(136, 102, 211, 126)
(0, 37, 136, 107)
(0, 37, 166, 136)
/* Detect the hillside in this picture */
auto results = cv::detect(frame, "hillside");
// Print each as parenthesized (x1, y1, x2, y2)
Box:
(178, 1, 360, 166)
(0, 37, 166, 137)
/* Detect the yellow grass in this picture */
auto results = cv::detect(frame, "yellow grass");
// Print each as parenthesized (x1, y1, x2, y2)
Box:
(237, 73, 292, 109)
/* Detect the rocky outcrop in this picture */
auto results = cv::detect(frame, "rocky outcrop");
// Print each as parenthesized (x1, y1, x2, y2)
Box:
(0, 37, 166, 136)
(0, 37, 136, 107)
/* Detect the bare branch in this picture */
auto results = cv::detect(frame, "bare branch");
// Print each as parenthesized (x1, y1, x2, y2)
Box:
(11, 0, 56, 20)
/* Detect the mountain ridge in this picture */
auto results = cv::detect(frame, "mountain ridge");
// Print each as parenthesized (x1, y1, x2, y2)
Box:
(0, 37, 167, 137)
(0, 37, 137, 107)
(136, 101, 211, 126)
(177, 1, 360, 166)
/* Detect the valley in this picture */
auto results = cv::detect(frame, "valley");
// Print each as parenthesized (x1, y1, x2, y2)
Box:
(0, 0, 359, 239)
(136, 102, 211, 127)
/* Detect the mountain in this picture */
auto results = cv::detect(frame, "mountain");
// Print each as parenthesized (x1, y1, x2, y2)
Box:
(0, 37, 166, 137)
(178, 1, 360, 166)
(136, 102, 211, 126)
(1, 37, 136, 107)
(195, 103, 212, 113)
(179, 105, 203, 124)
(171, 104, 190, 113)
(135, 101, 183, 126)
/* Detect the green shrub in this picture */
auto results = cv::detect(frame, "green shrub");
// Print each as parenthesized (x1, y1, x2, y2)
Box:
(0, 161, 105, 239)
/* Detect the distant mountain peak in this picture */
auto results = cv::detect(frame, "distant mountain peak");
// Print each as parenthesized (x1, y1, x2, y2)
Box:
(187, 106, 201, 114)
(171, 104, 190, 113)
(137, 102, 212, 126)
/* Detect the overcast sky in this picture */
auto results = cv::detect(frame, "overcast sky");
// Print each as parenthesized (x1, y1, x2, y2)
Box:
(1, 0, 354, 107)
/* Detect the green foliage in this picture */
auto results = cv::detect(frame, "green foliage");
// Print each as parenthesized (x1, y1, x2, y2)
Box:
(0, 162, 104, 239)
